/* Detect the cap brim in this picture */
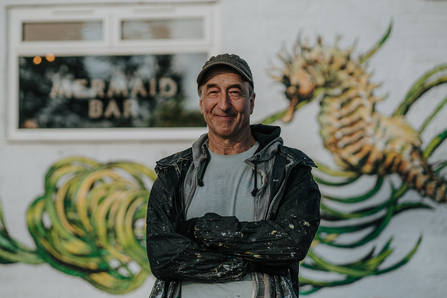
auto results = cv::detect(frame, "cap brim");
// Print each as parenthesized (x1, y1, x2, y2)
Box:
(196, 62, 253, 86)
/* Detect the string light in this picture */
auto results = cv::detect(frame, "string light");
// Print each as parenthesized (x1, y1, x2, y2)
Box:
(33, 56, 42, 65)
(45, 53, 55, 62)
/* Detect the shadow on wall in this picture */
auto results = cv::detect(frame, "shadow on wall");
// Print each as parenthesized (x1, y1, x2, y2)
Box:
(1, 22, 446, 295)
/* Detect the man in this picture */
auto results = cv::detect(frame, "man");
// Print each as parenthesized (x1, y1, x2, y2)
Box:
(146, 54, 320, 298)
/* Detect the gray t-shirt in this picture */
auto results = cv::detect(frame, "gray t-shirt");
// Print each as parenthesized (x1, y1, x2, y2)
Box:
(182, 142, 261, 298)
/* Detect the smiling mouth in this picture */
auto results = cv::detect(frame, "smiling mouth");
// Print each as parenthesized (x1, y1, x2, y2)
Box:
(215, 114, 235, 118)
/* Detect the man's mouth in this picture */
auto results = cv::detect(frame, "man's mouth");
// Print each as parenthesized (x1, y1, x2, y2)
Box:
(215, 114, 235, 118)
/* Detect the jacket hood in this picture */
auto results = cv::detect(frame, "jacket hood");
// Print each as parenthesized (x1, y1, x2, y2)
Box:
(156, 124, 314, 172)
(250, 124, 281, 149)
(191, 124, 283, 165)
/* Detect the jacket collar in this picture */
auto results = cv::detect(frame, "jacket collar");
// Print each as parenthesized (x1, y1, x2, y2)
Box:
(191, 124, 283, 165)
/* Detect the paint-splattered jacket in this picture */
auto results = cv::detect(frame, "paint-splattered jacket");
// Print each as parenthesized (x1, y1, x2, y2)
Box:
(146, 124, 320, 298)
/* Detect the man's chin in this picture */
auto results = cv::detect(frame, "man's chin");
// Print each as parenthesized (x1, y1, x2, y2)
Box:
(209, 128, 236, 138)
(210, 126, 251, 140)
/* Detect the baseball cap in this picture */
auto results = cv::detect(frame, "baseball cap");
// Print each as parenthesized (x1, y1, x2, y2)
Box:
(196, 53, 254, 88)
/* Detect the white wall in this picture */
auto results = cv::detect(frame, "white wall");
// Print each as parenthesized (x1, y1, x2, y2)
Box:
(1, 0, 447, 297)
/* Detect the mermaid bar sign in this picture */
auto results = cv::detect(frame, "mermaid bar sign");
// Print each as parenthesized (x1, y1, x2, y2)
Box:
(18, 54, 206, 129)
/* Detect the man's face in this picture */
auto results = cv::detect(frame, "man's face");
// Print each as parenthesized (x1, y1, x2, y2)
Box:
(199, 66, 255, 141)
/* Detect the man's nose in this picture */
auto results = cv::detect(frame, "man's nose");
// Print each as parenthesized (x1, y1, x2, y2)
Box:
(217, 93, 231, 111)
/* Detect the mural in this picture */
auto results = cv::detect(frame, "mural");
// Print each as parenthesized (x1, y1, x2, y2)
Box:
(0, 157, 156, 294)
(0, 23, 446, 295)
(264, 22, 447, 294)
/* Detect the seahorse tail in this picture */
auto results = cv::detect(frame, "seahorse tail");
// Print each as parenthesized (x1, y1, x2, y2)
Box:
(426, 181, 447, 203)
(395, 152, 447, 203)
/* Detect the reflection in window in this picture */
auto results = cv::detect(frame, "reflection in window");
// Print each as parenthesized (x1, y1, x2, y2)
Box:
(22, 21, 102, 41)
(18, 53, 208, 129)
(121, 18, 203, 40)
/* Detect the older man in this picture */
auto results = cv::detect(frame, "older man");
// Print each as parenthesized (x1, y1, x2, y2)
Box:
(146, 54, 320, 298)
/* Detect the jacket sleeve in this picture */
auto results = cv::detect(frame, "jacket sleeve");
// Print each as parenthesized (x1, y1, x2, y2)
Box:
(146, 172, 251, 282)
(193, 164, 321, 266)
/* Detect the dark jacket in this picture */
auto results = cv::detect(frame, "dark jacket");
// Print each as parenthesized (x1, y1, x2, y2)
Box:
(146, 124, 321, 298)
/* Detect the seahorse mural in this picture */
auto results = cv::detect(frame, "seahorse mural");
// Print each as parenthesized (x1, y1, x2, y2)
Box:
(267, 24, 446, 203)
(264, 22, 447, 294)
(0, 23, 446, 295)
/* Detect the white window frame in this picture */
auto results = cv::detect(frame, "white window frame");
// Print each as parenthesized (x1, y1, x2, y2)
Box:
(6, 3, 221, 141)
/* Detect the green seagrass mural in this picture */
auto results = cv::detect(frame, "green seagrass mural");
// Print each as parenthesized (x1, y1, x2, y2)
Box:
(0, 23, 446, 295)
(0, 158, 156, 293)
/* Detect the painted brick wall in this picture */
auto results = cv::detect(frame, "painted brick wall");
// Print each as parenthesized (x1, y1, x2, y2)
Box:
(1, 0, 446, 297)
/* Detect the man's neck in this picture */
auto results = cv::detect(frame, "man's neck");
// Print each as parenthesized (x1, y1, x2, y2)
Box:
(208, 131, 256, 155)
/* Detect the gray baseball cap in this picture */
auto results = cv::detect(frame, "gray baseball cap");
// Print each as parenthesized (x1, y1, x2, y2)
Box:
(196, 53, 254, 87)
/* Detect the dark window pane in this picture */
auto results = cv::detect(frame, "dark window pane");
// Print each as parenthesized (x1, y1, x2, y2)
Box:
(18, 53, 207, 129)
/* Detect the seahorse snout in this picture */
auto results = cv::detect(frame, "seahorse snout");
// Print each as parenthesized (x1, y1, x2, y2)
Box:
(282, 69, 316, 122)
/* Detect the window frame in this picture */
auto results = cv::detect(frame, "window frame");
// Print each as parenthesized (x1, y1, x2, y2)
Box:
(6, 3, 220, 141)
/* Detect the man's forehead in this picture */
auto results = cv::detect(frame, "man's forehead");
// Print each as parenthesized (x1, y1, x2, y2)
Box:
(201, 65, 247, 86)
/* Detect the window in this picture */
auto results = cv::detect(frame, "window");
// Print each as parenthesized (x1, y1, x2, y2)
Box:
(121, 18, 204, 40)
(6, 3, 221, 141)
(23, 21, 103, 41)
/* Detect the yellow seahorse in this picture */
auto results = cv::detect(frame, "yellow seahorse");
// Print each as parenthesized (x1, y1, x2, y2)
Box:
(270, 36, 447, 203)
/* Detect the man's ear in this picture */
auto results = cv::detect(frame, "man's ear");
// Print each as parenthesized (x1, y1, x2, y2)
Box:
(250, 92, 256, 114)
(199, 98, 204, 114)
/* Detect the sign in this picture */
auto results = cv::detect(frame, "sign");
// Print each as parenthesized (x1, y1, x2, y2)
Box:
(18, 54, 207, 129)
